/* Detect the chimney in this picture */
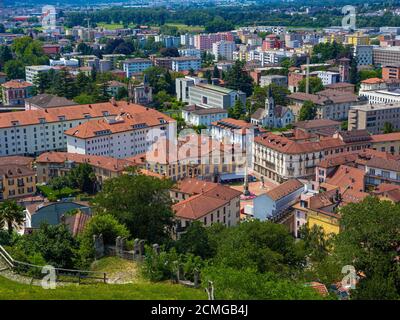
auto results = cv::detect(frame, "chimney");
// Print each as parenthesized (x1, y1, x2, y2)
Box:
(110, 96, 117, 106)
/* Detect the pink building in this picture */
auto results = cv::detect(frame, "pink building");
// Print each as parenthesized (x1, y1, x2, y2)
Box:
(194, 32, 234, 51)
(262, 35, 285, 50)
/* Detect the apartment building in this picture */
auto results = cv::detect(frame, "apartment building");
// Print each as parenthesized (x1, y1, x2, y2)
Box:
(365, 157, 400, 187)
(212, 40, 236, 61)
(194, 32, 234, 51)
(65, 108, 174, 158)
(382, 65, 400, 81)
(353, 45, 374, 68)
(358, 78, 400, 104)
(0, 156, 36, 200)
(0, 100, 149, 157)
(348, 102, 400, 134)
(171, 56, 201, 72)
(373, 47, 400, 66)
(122, 58, 152, 78)
(175, 76, 208, 103)
(25, 65, 54, 84)
(1, 80, 34, 107)
(178, 48, 201, 58)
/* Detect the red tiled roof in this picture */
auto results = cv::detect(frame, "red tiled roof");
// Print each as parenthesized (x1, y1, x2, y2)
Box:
(265, 179, 303, 201)
(36, 152, 134, 173)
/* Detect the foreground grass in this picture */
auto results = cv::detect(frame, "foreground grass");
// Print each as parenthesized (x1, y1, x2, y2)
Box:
(0, 275, 206, 300)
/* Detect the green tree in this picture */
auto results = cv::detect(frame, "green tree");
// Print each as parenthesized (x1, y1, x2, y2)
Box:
(335, 197, 400, 299)
(69, 163, 97, 194)
(0, 200, 25, 235)
(0, 45, 12, 69)
(224, 60, 254, 96)
(298, 77, 324, 94)
(176, 221, 213, 259)
(298, 100, 317, 121)
(93, 169, 175, 243)
(299, 224, 334, 263)
(4, 60, 25, 79)
(383, 122, 394, 134)
(228, 99, 245, 120)
(212, 65, 220, 79)
(211, 220, 305, 275)
(13, 223, 79, 268)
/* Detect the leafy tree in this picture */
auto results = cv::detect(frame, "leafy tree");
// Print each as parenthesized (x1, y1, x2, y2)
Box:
(299, 224, 334, 263)
(298, 100, 317, 121)
(78, 214, 130, 263)
(212, 65, 220, 79)
(224, 60, 254, 96)
(211, 220, 305, 275)
(383, 122, 394, 134)
(0, 45, 12, 69)
(73, 93, 97, 104)
(205, 16, 234, 33)
(69, 163, 97, 194)
(93, 169, 175, 243)
(0, 200, 25, 235)
(160, 47, 179, 57)
(4, 60, 25, 79)
(228, 99, 245, 120)
(13, 223, 79, 268)
(202, 266, 323, 300)
(176, 221, 213, 259)
(335, 197, 400, 299)
(298, 77, 324, 94)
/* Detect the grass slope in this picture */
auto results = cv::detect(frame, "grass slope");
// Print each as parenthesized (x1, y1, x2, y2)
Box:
(0, 257, 206, 300)
(0, 275, 206, 300)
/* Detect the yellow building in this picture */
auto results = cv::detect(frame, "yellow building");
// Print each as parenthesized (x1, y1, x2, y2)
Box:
(307, 209, 340, 235)
(345, 32, 370, 46)
(0, 165, 37, 200)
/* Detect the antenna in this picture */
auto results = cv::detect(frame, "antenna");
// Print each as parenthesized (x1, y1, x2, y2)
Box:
(306, 55, 310, 94)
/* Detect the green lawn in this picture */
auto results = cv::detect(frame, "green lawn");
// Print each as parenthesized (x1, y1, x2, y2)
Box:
(164, 23, 205, 33)
(37, 185, 79, 201)
(97, 22, 125, 30)
(0, 275, 206, 300)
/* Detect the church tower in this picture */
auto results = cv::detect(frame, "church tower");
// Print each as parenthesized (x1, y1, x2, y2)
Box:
(265, 86, 275, 118)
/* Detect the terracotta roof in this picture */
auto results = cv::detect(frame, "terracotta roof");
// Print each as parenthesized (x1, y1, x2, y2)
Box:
(305, 282, 329, 297)
(211, 118, 256, 132)
(361, 77, 384, 84)
(25, 94, 77, 109)
(0, 101, 154, 129)
(366, 157, 400, 172)
(174, 178, 218, 195)
(172, 181, 241, 220)
(64, 211, 91, 237)
(265, 179, 303, 201)
(0, 156, 34, 167)
(326, 165, 365, 193)
(0, 164, 35, 178)
(255, 132, 345, 154)
(289, 90, 361, 105)
(294, 119, 341, 130)
(370, 132, 400, 142)
(2, 80, 33, 89)
(36, 152, 134, 172)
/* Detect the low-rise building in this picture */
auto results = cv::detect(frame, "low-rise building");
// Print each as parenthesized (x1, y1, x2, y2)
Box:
(24, 94, 77, 111)
(36, 151, 134, 185)
(25, 65, 54, 84)
(171, 56, 201, 72)
(253, 179, 304, 220)
(182, 105, 228, 127)
(1, 80, 34, 107)
(259, 75, 288, 88)
(172, 178, 242, 236)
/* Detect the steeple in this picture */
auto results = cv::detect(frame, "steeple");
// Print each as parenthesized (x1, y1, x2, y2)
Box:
(265, 86, 275, 117)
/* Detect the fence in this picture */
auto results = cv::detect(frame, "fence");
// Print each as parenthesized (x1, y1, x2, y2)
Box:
(0, 245, 107, 284)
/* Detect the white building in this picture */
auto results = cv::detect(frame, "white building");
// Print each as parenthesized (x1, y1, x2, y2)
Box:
(49, 58, 79, 67)
(212, 40, 236, 61)
(0, 100, 153, 157)
(65, 108, 174, 158)
(316, 71, 341, 86)
(25, 65, 54, 84)
(122, 58, 153, 78)
(182, 105, 228, 127)
(260, 75, 288, 88)
(178, 48, 201, 58)
(171, 57, 201, 72)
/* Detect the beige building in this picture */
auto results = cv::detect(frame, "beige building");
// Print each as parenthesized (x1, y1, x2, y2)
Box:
(171, 178, 242, 237)
(36, 152, 135, 185)
(348, 102, 400, 134)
